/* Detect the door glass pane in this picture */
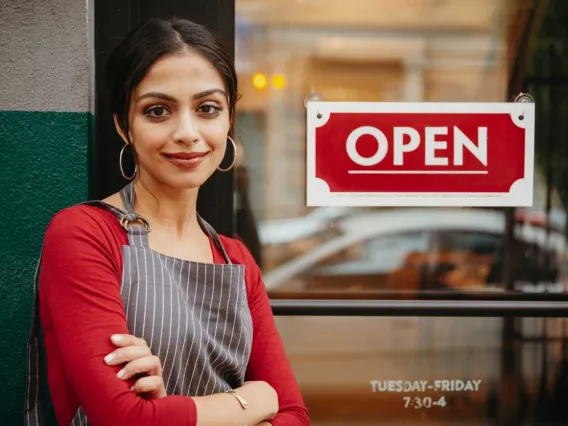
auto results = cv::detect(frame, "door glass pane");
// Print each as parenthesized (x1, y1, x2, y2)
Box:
(234, 0, 568, 301)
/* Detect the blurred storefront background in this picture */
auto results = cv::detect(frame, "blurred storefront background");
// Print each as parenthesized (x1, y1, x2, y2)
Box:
(232, 0, 568, 424)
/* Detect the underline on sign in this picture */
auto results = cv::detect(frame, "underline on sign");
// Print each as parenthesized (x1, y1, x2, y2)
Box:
(348, 170, 489, 175)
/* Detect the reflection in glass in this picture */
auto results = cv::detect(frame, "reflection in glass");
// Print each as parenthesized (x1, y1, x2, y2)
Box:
(275, 315, 568, 425)
(261, 208, 565, 299)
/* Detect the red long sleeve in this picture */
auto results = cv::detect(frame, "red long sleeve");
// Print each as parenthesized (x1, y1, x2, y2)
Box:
(40, 206, 197, 426)
(224, 238, 310, 426)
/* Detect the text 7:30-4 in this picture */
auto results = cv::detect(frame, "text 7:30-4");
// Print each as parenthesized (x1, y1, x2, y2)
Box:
(403, 396, 447, 409)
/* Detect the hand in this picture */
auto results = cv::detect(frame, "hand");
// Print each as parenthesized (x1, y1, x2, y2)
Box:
(104, 334, 167, 399)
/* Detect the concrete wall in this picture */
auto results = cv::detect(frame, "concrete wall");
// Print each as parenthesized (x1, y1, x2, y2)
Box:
(0, 1, 93, 424)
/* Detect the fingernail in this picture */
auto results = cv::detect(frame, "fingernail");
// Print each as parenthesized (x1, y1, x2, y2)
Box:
(111, 335, 123, 343)
(104, 353, 115, 364)
(117, 369, 125, 379)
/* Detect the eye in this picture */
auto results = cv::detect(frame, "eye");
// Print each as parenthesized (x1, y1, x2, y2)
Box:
(199, 104, 223, 116)
(144, 105, 169, 118)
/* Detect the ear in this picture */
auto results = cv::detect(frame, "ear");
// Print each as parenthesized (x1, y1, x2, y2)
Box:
(113, 114, 131, 145)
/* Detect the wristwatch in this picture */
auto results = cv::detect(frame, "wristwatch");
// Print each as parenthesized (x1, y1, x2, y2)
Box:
(226, 389, 248, 425)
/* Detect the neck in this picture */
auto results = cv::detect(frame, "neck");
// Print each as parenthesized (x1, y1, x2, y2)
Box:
(131, 177, 200, 238)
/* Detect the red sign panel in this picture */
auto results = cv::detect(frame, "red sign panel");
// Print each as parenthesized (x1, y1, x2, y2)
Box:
(306, 102, 535, 207)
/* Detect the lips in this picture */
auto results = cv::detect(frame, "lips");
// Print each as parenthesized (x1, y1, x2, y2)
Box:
(162, 152, 209, 160)
(162, 151, 210, 169)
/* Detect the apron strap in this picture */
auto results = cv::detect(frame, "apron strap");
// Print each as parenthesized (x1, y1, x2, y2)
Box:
(24, 252, 44, 426)
(119, 182, 135, 213)
(83, 200, 151, 248)
(198, 216, 232, 265)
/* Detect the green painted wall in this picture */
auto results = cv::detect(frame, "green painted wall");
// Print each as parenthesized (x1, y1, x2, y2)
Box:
(0, 111, 91, 425)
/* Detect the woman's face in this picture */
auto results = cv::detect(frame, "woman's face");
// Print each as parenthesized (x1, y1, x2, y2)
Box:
(118, 49, 231, 190)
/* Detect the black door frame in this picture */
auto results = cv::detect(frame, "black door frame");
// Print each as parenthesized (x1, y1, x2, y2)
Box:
(92, 0, 236, 237)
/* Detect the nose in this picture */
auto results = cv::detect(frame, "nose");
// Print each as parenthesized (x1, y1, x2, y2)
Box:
(172, 111, 199, 145)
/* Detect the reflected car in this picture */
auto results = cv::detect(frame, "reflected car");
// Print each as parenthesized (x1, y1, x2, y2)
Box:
(263, 208, 565, 297)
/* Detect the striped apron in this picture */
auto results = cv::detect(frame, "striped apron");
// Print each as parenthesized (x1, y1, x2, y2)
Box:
(25, 182, 253, 425)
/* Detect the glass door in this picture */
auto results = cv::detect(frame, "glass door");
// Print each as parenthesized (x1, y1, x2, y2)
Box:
(233, 0, 568, 424)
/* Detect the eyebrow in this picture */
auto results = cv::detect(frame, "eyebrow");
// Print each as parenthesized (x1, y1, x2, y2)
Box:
(192, 88, 227, 100)
(136, 88, 227, 103)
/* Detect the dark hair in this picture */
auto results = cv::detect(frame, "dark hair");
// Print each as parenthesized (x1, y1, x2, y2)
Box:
(106, 17, 239, 140)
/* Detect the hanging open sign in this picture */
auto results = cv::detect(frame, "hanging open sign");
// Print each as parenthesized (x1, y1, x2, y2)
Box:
(306, 101, 535, 207)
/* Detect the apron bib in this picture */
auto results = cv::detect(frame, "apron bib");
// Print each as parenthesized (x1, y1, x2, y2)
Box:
(25, 183, 253, 425)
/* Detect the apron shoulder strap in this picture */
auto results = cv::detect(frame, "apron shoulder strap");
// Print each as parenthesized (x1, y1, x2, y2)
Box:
(198, 216, 232, 265)
(82, 200, 151, 241)
(24, 251, 44, 426)
(82, 200, 127, 218)
(119, 182, 135, 212)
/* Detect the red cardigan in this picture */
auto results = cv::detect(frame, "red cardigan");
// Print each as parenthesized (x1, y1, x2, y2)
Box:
(39, 205, 309, 426)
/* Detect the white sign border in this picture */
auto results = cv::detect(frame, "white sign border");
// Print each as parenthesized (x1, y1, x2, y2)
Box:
(306, 101, 535, 207)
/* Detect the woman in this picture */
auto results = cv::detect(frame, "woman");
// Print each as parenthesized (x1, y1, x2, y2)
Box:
(24, 17, 310, 426)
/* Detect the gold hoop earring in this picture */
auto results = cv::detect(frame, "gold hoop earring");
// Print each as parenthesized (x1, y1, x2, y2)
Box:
(119, 143, 137, 180)
(217, 136, 236, 172)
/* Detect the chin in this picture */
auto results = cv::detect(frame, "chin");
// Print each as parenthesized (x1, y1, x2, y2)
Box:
(167, 172, 215, 190)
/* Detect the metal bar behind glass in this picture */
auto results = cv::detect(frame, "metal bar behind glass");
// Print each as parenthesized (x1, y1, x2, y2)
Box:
(270, 299, 568, 317)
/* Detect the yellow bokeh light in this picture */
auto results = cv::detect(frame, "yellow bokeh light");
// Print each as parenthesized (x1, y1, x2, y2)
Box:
(271, 74, 286, 89)
(252, 73, 267, 89)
